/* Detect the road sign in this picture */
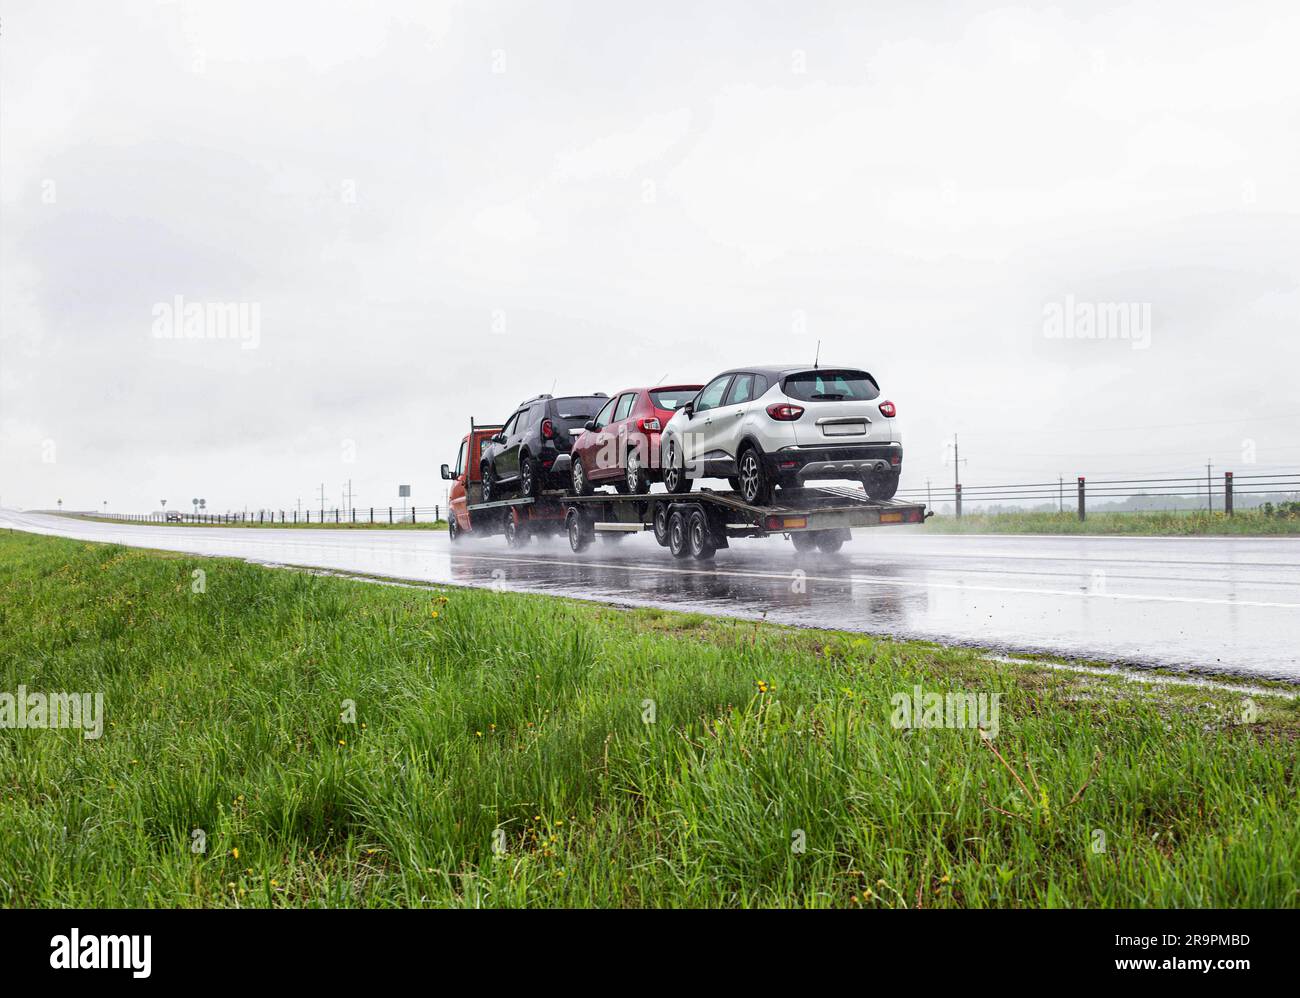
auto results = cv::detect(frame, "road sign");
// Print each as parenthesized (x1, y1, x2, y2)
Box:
(398, 485, 410, 497)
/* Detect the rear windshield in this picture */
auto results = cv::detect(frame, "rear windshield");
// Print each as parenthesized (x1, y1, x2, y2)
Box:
(649, 388, 701, 411)
(782, 369, 880, 402)
(551, 396, 607, 429)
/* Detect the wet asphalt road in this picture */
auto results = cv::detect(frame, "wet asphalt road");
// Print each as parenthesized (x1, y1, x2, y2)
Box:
(4, 509, 1299, 681)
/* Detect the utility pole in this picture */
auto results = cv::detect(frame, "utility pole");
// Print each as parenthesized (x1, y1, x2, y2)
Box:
(949, 434, 968, 515)
(344, 479, 355, 515)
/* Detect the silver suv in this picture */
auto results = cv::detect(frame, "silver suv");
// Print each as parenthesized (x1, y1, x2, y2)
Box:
(658, 365, 902, 505)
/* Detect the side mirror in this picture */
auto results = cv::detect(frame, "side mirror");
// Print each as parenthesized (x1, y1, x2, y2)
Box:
(584, 420, 597, 432)
(493, 434, 505, 444)
(683, 401, 695, 417)
(440, 464, 452, 481)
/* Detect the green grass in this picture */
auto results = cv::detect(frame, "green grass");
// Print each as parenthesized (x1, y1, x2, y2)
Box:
(1, 529, 1296, 907)
(923, 509, 1300, 536)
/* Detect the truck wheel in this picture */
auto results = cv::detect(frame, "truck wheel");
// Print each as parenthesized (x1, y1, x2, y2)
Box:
(570, 456, 593, 496)
(668, 510, 690, 558)
(662, 440, 693, 494)
(520, 455, 541, 498)
(862, 470, 899, 501)
(688, 509, 716, 560)
(816, 531, 845, 554)
(504, 510, 530, 548)
(448, 514, 461, 543)
(790, 531, 818, 552)
(737, 447, 773, 506)
(652, 504, 671, 546)
(566, 509, 592, 552)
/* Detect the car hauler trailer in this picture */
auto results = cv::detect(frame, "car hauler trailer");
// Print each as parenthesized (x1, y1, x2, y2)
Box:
(461, 484, 926, 558)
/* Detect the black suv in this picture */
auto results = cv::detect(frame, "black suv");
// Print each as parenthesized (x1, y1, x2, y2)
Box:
(480, 393, 608, 500)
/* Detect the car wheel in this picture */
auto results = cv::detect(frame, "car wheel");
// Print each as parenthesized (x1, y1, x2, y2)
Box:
(790, 531, 818, 552)
(652, 503, 671, 546)
(662, 440, 693, 494)
(481, 464, 496, 503)
(816, 531, 845, 554)
(668, 510, 690, 558)
(863, 469, 899, 501)
(520, 455, 541, 498)
(570, 456, 592, 496)
(688, 509, 716, 560)
(737, 447, 772, 506)
(566, 509, 592, 552)
(626, 454, 651, 495)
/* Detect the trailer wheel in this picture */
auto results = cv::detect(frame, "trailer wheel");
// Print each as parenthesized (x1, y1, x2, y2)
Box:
(816, 531, 846, 554)
(790, 531, 818, 552)
(688, 509, 716, 560)
(652, 504, 671, 546)
(504, 509, 531, 548)
(668, 511, 691, 558)
(566, 509, 592, 552)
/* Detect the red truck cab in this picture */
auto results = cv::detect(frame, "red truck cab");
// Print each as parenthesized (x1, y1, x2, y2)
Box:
(441, 423, 503, 540)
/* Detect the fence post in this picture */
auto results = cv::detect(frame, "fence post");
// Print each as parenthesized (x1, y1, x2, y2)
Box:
(412, 506, 416, 524)
(369, 507, 373, 523)
(1077, 477, 1086, 521)
(388, 506, 392, 524)
(954, 483, 962, 518)
(1225, 471, 1234, 517)
(335, 508, 339, 524)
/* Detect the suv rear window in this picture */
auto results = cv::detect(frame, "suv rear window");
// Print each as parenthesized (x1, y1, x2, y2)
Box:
(550, 395, 607, 430)
(782, 369, 880, 402)
(649, 388, 699, 411)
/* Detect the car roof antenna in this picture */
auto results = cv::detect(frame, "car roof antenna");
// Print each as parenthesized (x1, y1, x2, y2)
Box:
(813, 340, 821, 368)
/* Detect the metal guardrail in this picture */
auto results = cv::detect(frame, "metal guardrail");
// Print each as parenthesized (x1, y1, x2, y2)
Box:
(80, 506, 444, 525)
(898, 471, 1300, 519)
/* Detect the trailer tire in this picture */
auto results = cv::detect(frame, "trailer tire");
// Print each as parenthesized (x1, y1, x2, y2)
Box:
(688, 509, 716, 560)
(790, 531, 818, 552)
(816, 531, 846, 554)
(566, 509, 592, 552)
(652, 503, 671, 546)
(668, 510, 691, 558)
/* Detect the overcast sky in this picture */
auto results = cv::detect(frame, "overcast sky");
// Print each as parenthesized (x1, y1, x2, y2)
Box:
(3, 0, 1299, 513)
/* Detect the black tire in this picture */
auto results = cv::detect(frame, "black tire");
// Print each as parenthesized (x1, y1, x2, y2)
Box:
(790, 531, 818, 552)
(520, 455, 541, 498)
(662, 440, 693, 494)
(626, 454, 651, 495)
(727, 477, 741, 493)
(688, 509, 716, 560)
(668, 510, 690, 558)
(481, 463, 497, 503)
(448, 514, 461, 543)
(504, 510, 530, 548)
(816, 532, 845, 554)
(737, 447, 772, 506)
(566, 509, 592, 552)
(863, 470, 900, 501)
(570, 456, 592, 496)
(652, 503, 671, 546)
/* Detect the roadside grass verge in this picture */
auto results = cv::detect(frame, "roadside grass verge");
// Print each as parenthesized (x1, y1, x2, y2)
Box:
(923, 509, 1300, 536)
(0, 529, 1296, 907)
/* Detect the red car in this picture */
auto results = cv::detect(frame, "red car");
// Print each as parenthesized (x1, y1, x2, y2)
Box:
(568, 385, 702, 494)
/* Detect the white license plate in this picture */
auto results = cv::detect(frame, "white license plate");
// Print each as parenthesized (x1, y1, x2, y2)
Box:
(822, 421, 866, 436)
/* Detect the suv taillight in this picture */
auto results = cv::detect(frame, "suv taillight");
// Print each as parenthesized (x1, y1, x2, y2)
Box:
(541, 418, 555, 439)
(766, 403, 804, 421)
(637, 417, 661, 432)
(878, 400, 896, 418)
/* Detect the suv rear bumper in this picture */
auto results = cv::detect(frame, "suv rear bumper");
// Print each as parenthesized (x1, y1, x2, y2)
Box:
(767, 442, 902, 481)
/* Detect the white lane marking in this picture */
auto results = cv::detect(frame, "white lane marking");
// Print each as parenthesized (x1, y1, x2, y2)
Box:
(8, 514, 1300, 610)
(438, 550, 1300, 610)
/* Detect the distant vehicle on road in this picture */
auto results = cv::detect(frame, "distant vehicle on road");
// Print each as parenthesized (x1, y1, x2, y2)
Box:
(658, 365, 902, 505)
(165, 511, 183, 522)
(479, 393, 608, 500)
(568, 384, 702, 495)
